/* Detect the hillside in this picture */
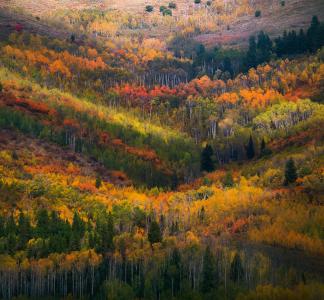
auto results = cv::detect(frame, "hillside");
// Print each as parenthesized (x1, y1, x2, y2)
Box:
(2, 0, 324, 47)
(0, 66, 200, 188)
(0, 1, 323, 299)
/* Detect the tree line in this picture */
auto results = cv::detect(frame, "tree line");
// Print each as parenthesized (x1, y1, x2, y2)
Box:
(244, 16, 324, 71)
(0, 206, 306, 300)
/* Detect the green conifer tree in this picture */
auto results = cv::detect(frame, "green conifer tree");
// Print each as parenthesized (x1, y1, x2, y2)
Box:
(246, 135, 255, 159)
(17, 212, 32, 249)
(244, 36, 257, 70)
(201, 246, 217, 293)
(284, 158, 298, 185)
(36, 209, 50, 238)
(148, 220, 162, 245)
(201, 145, 214, 172)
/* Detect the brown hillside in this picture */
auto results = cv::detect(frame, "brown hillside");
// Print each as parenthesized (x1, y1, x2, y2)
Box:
(1, 0, 324, 47)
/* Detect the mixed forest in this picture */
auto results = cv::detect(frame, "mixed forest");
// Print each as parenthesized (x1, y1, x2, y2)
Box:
(0, 0, 323, 299)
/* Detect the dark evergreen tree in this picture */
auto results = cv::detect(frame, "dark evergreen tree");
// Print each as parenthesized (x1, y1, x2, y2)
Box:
(307, 16, 320, 51)
(17, 212, 32, 249)
(94, 212, 115, 253)
(98, 212, 114, 252)
(145, 5, 154, 12)
(160, 5, 167, 13)
(284, 158, 298, 185)
(257, 31, 273, 63)
(260, 138, 266, 154)
(201, 246, 217, 293)
(36, 209, 50, 238)
(288, 30, 298, 53)
(255, 10, 261, 17)
(70, 231, 81, 251)
(230, 253, 244, 283)
(244, 36, 257, 71)
(72, 211, 85, 238)
(5, 214, 17, 236)
(48, 211, 71, 253)
(70, 211, 85, 250)
(275, 16, 323, 56)
(246, 135, 255, 159)
(148, 220, 162, 245)
(297, 29, 308, 53)
(275, 32, 285, 56)
(201, 144, 214, 172)
(49, 211, 60, 235)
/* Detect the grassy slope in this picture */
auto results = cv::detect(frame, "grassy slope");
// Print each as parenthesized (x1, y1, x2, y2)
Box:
(0, 129, 140, 214)
(0, 66, 199, 187)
